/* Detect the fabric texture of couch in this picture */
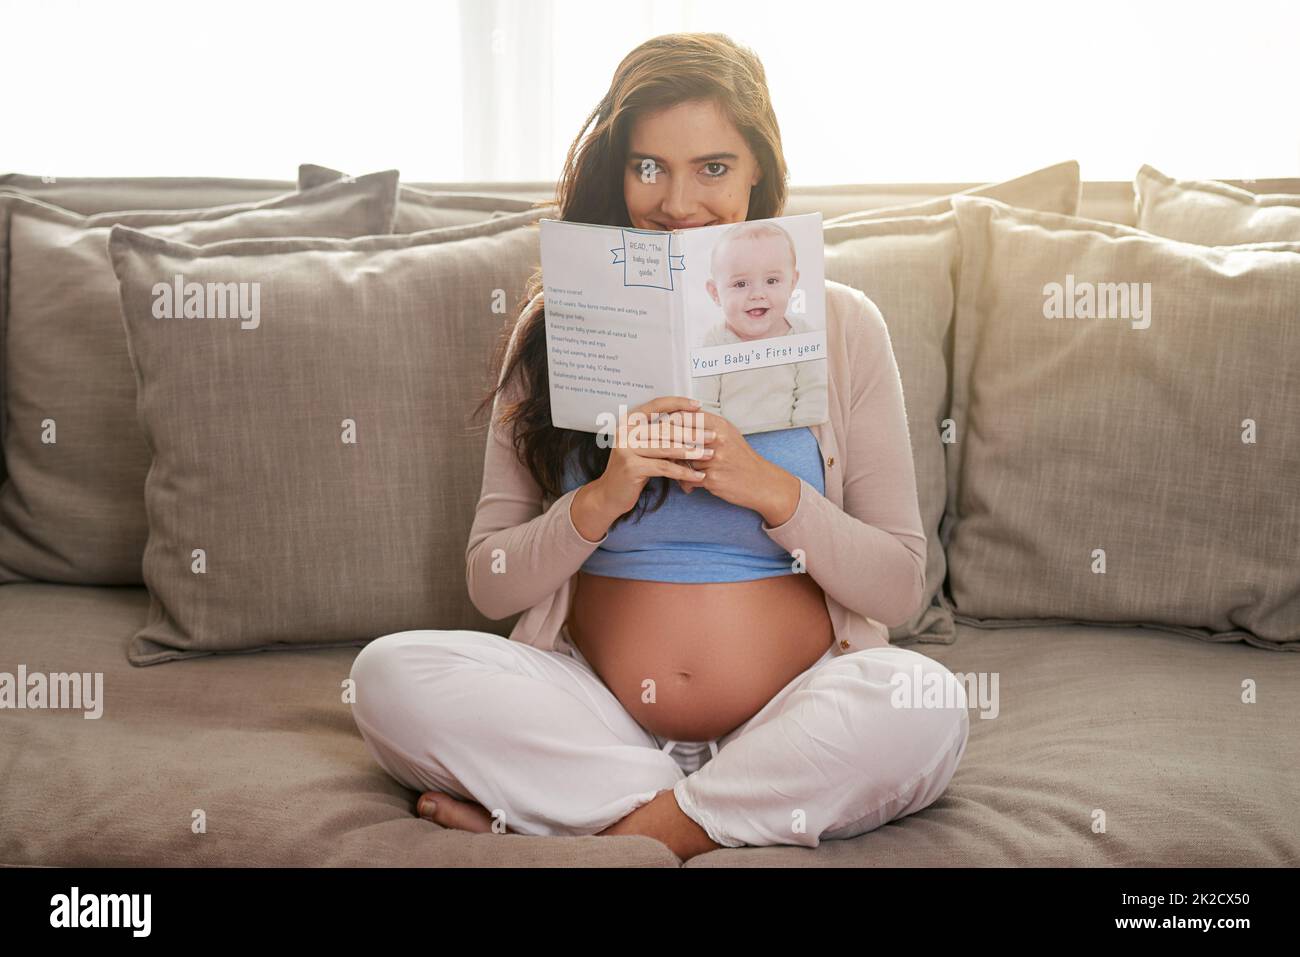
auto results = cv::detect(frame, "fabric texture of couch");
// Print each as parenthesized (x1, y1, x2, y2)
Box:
(3, 582, 1296, 866)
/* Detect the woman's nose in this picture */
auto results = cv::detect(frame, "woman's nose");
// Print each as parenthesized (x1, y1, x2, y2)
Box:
(660, 182, 699, 221)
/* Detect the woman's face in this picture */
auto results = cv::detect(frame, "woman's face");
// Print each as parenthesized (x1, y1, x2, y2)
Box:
(623, 98, 763, 232)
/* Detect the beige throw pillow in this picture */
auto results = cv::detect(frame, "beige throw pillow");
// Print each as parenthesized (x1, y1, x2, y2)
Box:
(1135, 164, 1300, 244)
(108, 209, 550, 664)
(944, 195, 1300, 651)
(826, 160, 1080, 224)
(822, 161, 1082, 645)
(298, 163, 552, 232)
(0, 172, 293, 214)
(0, 171, 399, 585)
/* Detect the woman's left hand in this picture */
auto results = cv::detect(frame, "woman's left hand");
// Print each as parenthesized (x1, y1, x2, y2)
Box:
(673, 410, 800, 526)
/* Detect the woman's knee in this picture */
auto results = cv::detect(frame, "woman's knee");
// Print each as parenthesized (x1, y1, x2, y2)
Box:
(888, 650, 968, 760)
(819, 650, 970, 835)
(349, 629, 492, 733)
(828, 648, 971, 773)
(351, 630, 427, 701)
(877, 651, 970, 811)
(352, 628, 490, 683)
(890, 648, 967, 723)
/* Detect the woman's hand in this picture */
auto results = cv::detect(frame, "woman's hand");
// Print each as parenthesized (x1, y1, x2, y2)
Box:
(672, 411, 801, 527)
(590, 395, 716, 519)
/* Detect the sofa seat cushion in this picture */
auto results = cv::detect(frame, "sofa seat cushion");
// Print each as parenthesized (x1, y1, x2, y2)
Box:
(3, 584, 1297, 867)
(0, 583, 677, 866)
(688, 621, 1300, 866)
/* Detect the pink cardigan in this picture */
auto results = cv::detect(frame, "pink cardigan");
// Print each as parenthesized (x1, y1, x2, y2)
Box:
(465, 279, 927, 656)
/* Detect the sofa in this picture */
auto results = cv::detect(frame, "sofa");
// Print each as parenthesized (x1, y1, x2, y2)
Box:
(1, 162, 1297, 867)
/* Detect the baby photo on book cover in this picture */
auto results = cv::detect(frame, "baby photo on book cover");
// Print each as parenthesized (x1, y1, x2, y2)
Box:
(537, 210, 826, 436)
(685, 217, 829, 433)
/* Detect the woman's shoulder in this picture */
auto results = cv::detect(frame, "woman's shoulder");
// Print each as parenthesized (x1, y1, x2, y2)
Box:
(823, 279, 889, 363)
(824, 279, 885, 334)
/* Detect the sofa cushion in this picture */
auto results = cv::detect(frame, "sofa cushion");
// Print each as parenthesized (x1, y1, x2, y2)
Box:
(0, 172, 400, 586)
(299, 164, 551, 232)
(943, 196, 1300, 650)
(1135, 164, 1300, 244)
(825, 160, 1080, 223)
(0, 582, 677, 866)
(2, 168, 1139, 230)
(107, 209, 549, 664)
(2, 582, 1295, 866)
(8, 168, 1296, 231)
(821, 162, 1082, 646)
(690, 621, 1300, 866)
(0, 173, 295, 214)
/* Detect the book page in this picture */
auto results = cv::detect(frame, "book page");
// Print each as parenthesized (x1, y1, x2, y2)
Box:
(675, 212, 828, 435)
(539, 219, 683, 434)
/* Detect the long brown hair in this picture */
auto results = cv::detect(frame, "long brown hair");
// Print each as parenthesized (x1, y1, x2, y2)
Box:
(473, 32, 790, 527)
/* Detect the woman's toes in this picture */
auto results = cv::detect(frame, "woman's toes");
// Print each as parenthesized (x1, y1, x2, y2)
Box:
(416, 792, 441, 819)
(416, 791, 498, 833)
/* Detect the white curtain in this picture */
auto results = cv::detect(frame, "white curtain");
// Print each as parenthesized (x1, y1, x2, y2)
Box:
(453, 0, 1300, 184)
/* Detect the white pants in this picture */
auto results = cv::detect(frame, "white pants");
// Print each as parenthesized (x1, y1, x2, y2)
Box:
(349, 626, 970, 849)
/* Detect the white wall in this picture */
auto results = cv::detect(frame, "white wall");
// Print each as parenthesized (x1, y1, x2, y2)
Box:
(2, 0, 1296, 183)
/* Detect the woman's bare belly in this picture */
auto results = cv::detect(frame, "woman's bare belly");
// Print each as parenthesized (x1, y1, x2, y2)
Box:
(565, 569, 834, 742)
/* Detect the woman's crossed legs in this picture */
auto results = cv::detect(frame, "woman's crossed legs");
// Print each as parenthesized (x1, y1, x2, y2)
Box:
(348, 627, 969, 855)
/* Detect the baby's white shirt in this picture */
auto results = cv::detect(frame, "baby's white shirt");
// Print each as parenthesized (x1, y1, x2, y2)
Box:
(696, 311, 829, 432)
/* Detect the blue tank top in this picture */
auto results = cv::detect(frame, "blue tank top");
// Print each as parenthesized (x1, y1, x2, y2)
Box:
(560, 426, 826, 583)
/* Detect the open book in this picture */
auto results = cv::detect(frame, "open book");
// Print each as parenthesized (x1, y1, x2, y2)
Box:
(538, 211, 828, 436)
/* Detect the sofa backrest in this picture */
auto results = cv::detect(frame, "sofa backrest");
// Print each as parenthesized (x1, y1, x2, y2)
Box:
(6, 171, 1298, 226)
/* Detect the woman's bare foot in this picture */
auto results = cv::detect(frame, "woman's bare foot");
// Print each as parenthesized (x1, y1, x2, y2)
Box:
(416, 791, 508, 833)
(415, 788, 725, 863)
(597, 788, 724, 862)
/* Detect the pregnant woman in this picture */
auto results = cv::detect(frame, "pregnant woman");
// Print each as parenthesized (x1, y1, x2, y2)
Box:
(349, 32, 969, 862)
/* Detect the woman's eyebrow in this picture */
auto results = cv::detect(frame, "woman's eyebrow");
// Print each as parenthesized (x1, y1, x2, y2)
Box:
(629, 151, 740, 164)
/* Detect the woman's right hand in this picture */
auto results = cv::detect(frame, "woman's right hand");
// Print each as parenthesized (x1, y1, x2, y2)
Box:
(593, 395, 716, 517)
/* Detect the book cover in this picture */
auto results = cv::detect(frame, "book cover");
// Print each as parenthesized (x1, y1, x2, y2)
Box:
(538, 211, 828, 436)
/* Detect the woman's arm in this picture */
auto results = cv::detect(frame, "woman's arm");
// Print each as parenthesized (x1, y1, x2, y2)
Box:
(759, 294, 926, 628)
(464, 331, 612, 621)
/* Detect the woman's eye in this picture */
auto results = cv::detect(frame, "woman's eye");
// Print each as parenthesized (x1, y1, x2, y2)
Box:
(631, 160, 728, 179)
